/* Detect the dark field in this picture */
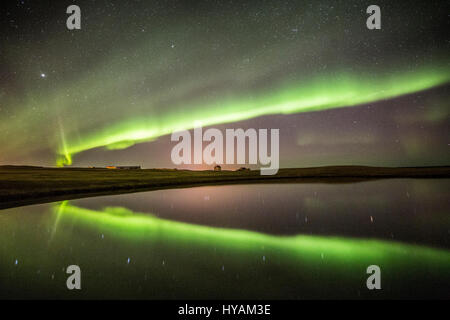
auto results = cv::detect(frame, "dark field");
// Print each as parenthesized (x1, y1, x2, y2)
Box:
(1, 165, 449, 210)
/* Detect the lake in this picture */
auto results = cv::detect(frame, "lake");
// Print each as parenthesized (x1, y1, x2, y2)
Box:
(1, 179, 449, 299)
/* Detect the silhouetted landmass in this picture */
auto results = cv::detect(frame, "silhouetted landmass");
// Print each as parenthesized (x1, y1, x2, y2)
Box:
(0, 165, 449, 210)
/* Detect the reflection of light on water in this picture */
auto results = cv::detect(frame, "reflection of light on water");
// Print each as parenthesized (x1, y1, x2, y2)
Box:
(50, 200, 68, 241)
(53, 201, 450, 269)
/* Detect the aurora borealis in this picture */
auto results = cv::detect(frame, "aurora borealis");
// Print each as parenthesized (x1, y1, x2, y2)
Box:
(1, 0, 449, 168)
(55, 66, 450, 166)
(2, 0, 450, 302)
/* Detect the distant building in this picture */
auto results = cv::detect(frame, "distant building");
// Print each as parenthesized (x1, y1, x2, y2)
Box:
(105, 166, 141, 170)
(214, 165, 222, 171)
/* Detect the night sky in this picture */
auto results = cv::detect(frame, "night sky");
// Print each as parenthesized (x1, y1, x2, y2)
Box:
(1, 0, 449, 169)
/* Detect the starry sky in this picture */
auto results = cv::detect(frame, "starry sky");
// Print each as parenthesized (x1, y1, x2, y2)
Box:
(0, 0, 449, 168)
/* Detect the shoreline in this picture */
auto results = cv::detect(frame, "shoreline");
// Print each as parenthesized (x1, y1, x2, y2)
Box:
(1, 165, 449, 210)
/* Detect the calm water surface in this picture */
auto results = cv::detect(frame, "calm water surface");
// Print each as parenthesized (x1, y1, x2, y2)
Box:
(1, 179, 449, 299)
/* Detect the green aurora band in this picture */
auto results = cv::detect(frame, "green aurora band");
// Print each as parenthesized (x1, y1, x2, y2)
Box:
(54, 201, 450, 269)
(56, 65, 450, 166)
